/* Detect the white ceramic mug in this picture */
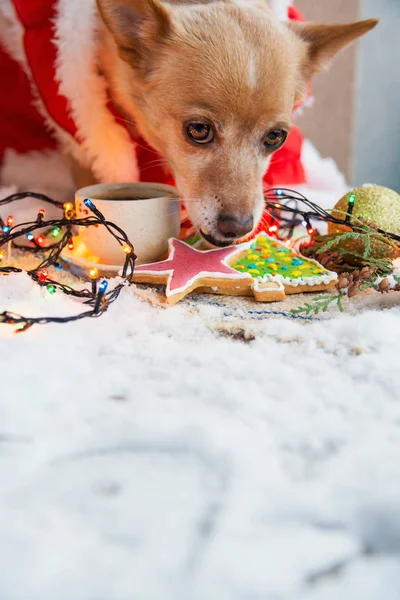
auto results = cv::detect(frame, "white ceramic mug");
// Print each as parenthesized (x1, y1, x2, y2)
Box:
(75, 183, 180, 265)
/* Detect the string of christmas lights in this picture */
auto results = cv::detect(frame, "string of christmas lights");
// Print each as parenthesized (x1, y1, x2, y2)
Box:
(264, 188, 400, 243)
(0, 187, 398, 333)
(0, 192, 136, 332)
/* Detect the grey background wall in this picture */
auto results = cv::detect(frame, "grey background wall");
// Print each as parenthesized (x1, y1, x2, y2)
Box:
(294, 0, 400, 192)
(295, 0, 359, 182)
(353, 0, 400, 192)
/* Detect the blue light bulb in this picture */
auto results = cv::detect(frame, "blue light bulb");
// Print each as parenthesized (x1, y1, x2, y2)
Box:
(2, 226, 10, 234)
(99, 280, 108, 294)
(26, 233, 34, 241)
(276, 189, 284, 196)
(84, 198, 95, 209)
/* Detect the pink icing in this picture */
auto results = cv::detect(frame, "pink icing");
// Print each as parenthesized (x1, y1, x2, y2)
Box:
(134, 238, 250, 296)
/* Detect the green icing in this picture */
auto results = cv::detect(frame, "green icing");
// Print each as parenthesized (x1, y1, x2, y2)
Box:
(231, 235, 328, 280)
(185, 234, 201, 246)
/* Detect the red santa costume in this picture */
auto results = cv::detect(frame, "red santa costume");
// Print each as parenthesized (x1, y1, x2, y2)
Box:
(0, 0, 312, 196)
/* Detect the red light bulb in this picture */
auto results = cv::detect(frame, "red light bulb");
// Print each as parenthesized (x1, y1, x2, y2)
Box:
(39, 269, 48, 282)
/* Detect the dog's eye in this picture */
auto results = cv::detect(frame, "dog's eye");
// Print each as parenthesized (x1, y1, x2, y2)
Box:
(185, 122, 214, 145)
(263, 129, 287, 151)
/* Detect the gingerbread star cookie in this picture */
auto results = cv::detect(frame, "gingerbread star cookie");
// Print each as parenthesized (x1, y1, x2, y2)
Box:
(132, 238, 253, 304)
(131, 234, 337, 305)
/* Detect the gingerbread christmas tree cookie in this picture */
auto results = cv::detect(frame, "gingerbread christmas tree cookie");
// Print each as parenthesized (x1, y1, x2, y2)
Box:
(230, 233, 338, 296)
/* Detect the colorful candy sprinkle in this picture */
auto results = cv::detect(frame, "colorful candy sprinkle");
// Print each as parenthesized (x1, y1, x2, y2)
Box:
(232, 234, 329, 281)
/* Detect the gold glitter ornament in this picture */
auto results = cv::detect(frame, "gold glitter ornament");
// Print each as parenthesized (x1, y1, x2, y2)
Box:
(326, 184, 400, 265)
(328, 184, 400, 235)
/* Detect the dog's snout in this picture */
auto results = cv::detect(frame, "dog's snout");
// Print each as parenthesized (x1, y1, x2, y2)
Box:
(217, 214, 254, 239)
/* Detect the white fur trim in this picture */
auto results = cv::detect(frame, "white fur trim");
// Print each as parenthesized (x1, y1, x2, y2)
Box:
(293, 95, 315, 117)
(0, 0, 83, 164)
(0, 0, 26, 64)
(301, 139, 347, 194)
(269, 0, 292, 21)
(54, 0, 139, 183)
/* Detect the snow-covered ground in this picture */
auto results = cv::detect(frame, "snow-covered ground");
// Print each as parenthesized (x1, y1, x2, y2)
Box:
(1, 270, 400, 600)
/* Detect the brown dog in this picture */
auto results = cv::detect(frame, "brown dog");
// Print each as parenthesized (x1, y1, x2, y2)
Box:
(96, 0, 376, 245)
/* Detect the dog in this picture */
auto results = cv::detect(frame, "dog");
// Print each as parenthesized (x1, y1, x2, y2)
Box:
(0, 0, 377, 246)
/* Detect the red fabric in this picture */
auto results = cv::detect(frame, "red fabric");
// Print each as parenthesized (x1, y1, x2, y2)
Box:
(24, 28, 77, 136)
(1, 0, 307, 188)
(0, 44, 56, 163)
(288, 5, 306, 22)
(264, 126, 305, 186)
(12, 0, 54, 28)
(13, 0, 77, 136)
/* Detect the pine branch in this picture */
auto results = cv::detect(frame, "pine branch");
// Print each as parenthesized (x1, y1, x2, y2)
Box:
(315, 231, 365, 255)
(291, 293, 346, 316)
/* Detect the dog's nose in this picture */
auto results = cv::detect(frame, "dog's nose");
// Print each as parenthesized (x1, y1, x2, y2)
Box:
(217, 214, 254, 239)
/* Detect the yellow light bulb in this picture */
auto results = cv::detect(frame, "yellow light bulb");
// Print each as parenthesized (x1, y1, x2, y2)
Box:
(89, 267, 99, 279)
(63, 202, 75, 219)
(0, 250, 5, 262)
(122, 244, 132, 254)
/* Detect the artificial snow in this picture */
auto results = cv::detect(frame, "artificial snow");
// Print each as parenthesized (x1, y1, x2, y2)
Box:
(0, 270, 400, 600)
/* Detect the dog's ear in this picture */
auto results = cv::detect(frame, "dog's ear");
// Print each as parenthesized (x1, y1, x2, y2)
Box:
(289, 19, 378, 79)
(96, 0, 171, 67)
